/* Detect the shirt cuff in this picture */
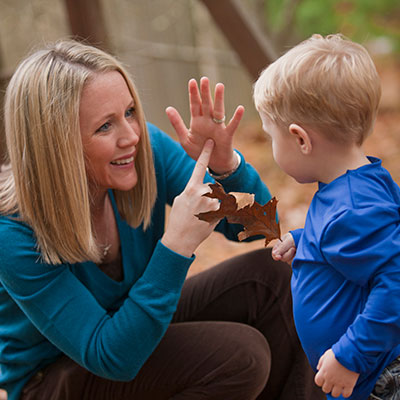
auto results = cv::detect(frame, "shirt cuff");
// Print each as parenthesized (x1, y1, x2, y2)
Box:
(290, 228, 303, 247)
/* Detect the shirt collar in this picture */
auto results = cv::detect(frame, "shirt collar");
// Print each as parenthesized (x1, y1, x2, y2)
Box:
(318, 156, 382, 190)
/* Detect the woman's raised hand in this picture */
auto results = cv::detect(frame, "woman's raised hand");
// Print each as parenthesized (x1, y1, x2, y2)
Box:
(161, 139, 221, 258)
(166, 77, 244, 175)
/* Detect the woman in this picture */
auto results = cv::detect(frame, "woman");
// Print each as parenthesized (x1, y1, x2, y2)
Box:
(0, 40, 324, 400)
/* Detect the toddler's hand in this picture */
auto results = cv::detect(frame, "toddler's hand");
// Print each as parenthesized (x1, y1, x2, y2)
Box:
(315, 349, 359, 398)
(272, 233, 296, 263)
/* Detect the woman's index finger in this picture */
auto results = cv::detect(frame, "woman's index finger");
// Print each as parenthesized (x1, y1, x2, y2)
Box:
(189, 139, 215, 184)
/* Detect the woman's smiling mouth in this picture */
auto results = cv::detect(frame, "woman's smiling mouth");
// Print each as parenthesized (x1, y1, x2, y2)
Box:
(110, 155, 134, 165)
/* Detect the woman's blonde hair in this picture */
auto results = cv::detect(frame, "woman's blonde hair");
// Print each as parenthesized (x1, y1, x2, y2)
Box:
(0, 40, 157, 264)
(253, 34, 381, 145)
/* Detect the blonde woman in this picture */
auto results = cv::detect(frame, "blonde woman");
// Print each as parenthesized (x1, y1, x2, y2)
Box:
(0, 41, 323, 400)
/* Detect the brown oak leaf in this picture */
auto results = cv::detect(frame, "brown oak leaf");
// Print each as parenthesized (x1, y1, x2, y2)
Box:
(196, 183, 281, 246)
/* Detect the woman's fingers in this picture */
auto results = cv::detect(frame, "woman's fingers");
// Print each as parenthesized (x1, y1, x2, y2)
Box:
(213, 83, 225, 122)
(161, 139, 217, 257)
(189, 79, 202, 117)
(226, 105, 245, 136)
(165, 106, 189, 145)
(200, 77, 213, 116)
(188, 139, 215, 185)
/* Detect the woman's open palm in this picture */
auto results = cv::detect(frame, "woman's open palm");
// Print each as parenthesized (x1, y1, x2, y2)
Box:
(166, 77, 244, 174)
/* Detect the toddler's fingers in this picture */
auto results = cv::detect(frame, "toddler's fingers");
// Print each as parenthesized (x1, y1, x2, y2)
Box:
(322, 382, 333, 394)
(272, 243, 283, 259)
(331, 386, 343, 398)
(281, 247, 296, 263)
(271, 251, 282, 261)
(342, 387, 353, 398)
(314, 370, 323, 387)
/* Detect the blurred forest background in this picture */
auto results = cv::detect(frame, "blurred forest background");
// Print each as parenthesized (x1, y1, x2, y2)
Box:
(0, 0, 399, 278)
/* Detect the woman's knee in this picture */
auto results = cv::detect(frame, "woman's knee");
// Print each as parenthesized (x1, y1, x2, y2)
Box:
(219, 323, 271, 398)
(170, 322, 271, 399)
(239, 324, 271, 382)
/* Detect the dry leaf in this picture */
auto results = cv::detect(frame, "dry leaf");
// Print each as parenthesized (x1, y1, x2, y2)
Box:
(230, 192, 255, 209)
(196, 183, 281, 246)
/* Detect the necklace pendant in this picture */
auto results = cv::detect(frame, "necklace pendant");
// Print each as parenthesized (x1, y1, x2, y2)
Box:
(103, 244, 112, 257)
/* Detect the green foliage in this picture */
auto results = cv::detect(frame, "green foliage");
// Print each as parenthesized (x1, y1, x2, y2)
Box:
(264, 0, 400, 53)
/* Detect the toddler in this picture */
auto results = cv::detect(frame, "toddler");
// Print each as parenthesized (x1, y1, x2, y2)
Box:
(253, 34, 400, 399)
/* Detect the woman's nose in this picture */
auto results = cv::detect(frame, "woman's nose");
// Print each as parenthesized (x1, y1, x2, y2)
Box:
(117, 121, 140, 147)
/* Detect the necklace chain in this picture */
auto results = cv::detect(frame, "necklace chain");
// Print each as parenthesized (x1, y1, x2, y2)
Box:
(100, 195, 112, 260)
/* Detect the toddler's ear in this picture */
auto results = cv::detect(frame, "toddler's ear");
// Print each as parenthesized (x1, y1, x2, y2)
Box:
(289, 123, 312, 155)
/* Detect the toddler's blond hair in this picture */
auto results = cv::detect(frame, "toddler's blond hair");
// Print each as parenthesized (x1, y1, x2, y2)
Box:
(254, 34, 381, 145)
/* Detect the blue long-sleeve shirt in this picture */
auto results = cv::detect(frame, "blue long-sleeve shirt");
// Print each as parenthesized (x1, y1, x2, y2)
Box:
(291, 157, 400, 400)
(0, 123, 271, 400)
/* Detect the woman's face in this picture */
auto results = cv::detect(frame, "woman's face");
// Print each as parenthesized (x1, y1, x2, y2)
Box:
(79, 71, 140, 194)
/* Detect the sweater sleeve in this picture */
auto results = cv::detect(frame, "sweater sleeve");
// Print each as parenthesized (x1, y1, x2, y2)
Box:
(0, 218, 193, 381)
(321, 206, 400, 373)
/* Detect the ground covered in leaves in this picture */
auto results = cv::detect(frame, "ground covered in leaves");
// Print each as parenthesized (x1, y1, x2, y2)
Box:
(189, 57, 400, 277)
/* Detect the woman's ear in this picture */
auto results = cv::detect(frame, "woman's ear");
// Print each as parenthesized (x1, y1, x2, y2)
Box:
(289, 123, 312, 154)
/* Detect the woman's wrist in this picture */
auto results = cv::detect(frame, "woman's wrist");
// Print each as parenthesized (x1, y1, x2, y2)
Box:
(207, 151, 241, 180)
(161, 233, 194, 258)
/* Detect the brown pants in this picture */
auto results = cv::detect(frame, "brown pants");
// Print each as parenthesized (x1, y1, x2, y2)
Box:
(21, 248, 325, 400)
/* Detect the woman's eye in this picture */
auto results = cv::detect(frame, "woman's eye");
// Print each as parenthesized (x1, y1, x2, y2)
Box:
(97, 122, 111, 133)
(125, 107, 135, 118)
